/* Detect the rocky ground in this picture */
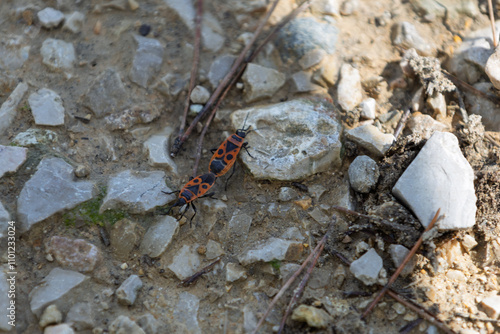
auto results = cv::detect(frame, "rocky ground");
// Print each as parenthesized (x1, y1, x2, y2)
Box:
(1, 0, 500, 333)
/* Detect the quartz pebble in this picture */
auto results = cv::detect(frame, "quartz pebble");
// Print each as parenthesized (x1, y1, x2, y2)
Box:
(0, 82, 28, 134)
(190, 85, 210, 104)
(109, 315, 145, 334)
(116, 275, 143, 306)
(63, 12, 85, 33)
(38, 8, 64, 28)
(66, 303, 94, 331)
(168, 245, 202, 280)
(360, 98, 376, 119)
(393, 132, 476, 230)
(242, 63, 286, 102)
(0, 145, 28, 178)
(226, 263, 247, 282)
(143, 127, 178, 174)
(337, 63, 363, 111)
(388, 244, 416, 277)
(140, 216, 179, 258)
(291, 305, 331, 328)
(350, 248, 383, 285)
(17, 158, 96, 231)
(348, 155, 379, 193)
(40, 38, 75, 74)
(39, 304, 62, 328)
(238, 238, 302, 266)
(28, 88, 65, 126)
(46, 236, 101, 273)
(129, 35, 164, 88)
(345, 124, 394, 157)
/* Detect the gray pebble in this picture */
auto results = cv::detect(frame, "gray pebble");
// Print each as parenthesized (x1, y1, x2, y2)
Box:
(392, 22, 434, 56)
(140, 216, 179, 258)
(63, 11, 85, 33)
(116, 275, 143, 306)
(348, 155, 379, 193)
(168, 245, 202, 280)
(0, 82, 28, 134)
(360, 98, 376, 119)
(345, 124, 394, 157)
(129, 35, 164, 88)
(38, 8, 64, 28)
(0, 145, 28, 178)
(28, 88, 65, 126)
(278, 187, 298, 201)
(242, 63, 285, 102)
(190, 85, 210, 104)
(83, 68, 129, 118)
(66, 303, 94, 331)
(349, 248, 383, 285)
(40, 38, 75, 74)
(337, 63, 363, 111)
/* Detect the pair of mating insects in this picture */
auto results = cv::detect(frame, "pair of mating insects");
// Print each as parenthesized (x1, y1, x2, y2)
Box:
(163, 122, 253, 222)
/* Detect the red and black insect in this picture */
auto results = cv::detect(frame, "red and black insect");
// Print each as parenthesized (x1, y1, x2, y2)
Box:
(209, 116, 254, 186)
(162, 172, 217, 223)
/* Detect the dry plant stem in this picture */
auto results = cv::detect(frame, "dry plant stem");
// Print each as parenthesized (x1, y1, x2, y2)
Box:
(252, 220, 335, 334)
(331, 206, 413, 233)
(442, 70, 500, 105)
(170, 0, 281, 157)
(393, 107, 411, 142)
(178, 0, 203, 138)
(178, 257, 221, 287)
(361, 209, 441, 318)
(485, 132, 500, 147)
(329, 248, 456, 334)
(277, 239, 325, 333)
(488, 0, 498, 47)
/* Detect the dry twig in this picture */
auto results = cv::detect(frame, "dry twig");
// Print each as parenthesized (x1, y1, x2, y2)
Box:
(361, 209, 441, 318)
(488, 0, 498, 47)
(170, 0, 281, 157)
(332, 206, 414, 233)
(252, 219, 335, 334)
(393, 107, 411, 143)
(277, 235, 325, 333)
(178, 0, 203, 140)
(328, 248, 456, 334)
(178, 257, 221, 287)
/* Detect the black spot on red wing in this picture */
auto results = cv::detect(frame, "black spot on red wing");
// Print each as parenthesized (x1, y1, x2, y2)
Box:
(217, 148, 224, 155)
(202, 184, 208, 189)
(226, 153, 234, 160)
(192, 178, 200, 184)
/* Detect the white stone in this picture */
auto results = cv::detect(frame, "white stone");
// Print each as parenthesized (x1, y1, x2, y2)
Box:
(0, 82, 28, 134)
(242, 63, 286, 102)
(109, 315, 145, 334)
(39, 304, 62, 328)
(140, 216, 179, 258)
(190, 85, 210, 104)
(388, 244, 416, 277)
(44, 324, 75, 334)
(461, 234, 478, 252)
(28, 88, 65, 126)
(298, 49, 327, 69)
(393, 132, 476, 230)
(360, 98, 376, 119)
(173, 292, 201, 334)
(100, 170, 174, 214)
(238, 238, 300, 266)
(38, 8, 64, 28)
(231, 98, 343, 180)
(143, 127, 178, 174)
(337, 63, 363, 111)
(129, 35, 164, 88)
(116, 275, 143, 306)
(63, 12, 85, 33)
(426, 93, 447, 118)
(345, 124, 394, 157)
(0, 145, 28, 178)
(349, 248, 383, 285)
(205, 240, 225, 259)
(168, 245, 202, 280)
(29, 268, 88, 316)
(40, 38, 75, 74)
(348, 155, 379, 193)
(481, 295, 500, 319)
(226, 263, 247, 282)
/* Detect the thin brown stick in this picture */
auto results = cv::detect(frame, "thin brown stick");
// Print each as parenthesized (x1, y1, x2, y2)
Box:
(170, 0, 281, 157)
(488, 0, 498, 48)
(485, 132, 500, 147)
(393, 107, 411, 142)
(361, 209, 441, 318)
(442, 70, 500, 105)
(277, 239, 325, 333)
(329, 248, 456, 334)
(252, 219, 335, 334)
(331, 206, 413, 233)
(179, 0, 203, 138)
(178, 257, 221, 287)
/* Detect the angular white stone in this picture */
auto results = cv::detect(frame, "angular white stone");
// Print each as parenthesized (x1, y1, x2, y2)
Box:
(348, 155, 379, 193)
(168, 245, 202, 280)
(140, 216, 179, 258)
(41, 38, 75, 72)
(29, 268, 88, 316)
(17, 158, 96, 231)
(481, 295, 500, 319)
(242, 63, 286, 102)
(100, 170, 173, 214)
(238, 238, 299, 266)
(0, 82, 28, 134)
(388, 244, 416, 277)
(360, 98, 376, 119)
(349, 248, 383, 286)
(226, 263, 247, 282)
(345, 124, 394, 157)
(116, 275, 143, 306)
(129, 35, 164, 88)
(63, 12, 85, 33)
(38, 8, 64, 28)
(231, 98, 343, 180)
(173, 292, 201, 334)
(28, 88, 65, 126)
(393, 132, 476, 230)
(0, 145, 28, 178)
(337, 63, 363, 111)
(143, 127, 178, 174)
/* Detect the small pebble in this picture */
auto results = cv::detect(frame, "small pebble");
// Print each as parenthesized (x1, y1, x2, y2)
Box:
(120, 263, 128, 270)
(197, 245, 207, 255)
(139, 24, 151, 36)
